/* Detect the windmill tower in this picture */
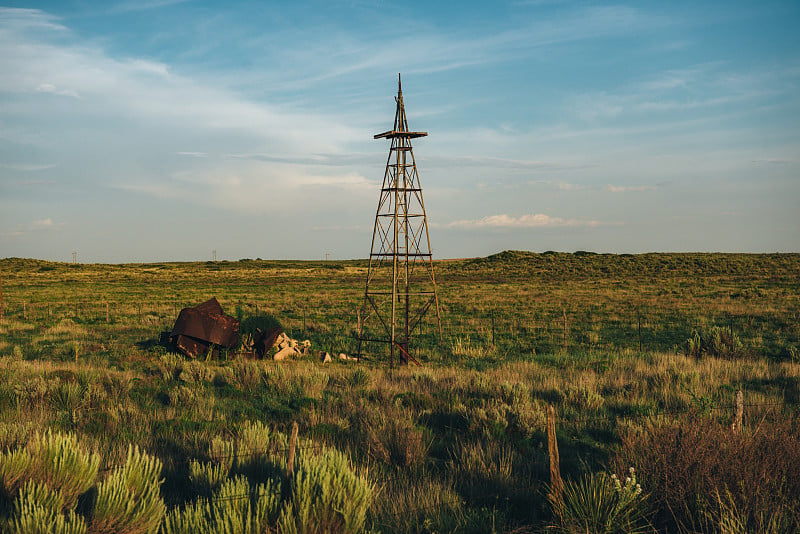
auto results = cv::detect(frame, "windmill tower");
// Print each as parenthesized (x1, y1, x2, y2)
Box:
(357, 74, 442, 366)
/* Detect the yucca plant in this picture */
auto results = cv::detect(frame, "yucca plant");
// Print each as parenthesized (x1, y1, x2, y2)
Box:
(8, 480, 87, 534)
(549, 467, 648, 534)
(685, 326, 743, 359)
(48, 382, 89, 426)
(277, 448, 371, 534)
(88, 444, 164, 534)
(347, 368, 370, 390)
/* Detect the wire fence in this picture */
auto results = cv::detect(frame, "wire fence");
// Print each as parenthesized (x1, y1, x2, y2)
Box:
(91, 395, 797, 518)
(2, 296, 796, 359)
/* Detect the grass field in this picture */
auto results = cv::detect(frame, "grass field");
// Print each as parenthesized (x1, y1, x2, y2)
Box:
(1, 251, 799, 532)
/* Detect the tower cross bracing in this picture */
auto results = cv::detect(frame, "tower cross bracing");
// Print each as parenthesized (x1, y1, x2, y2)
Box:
(357, 74, 442, 366)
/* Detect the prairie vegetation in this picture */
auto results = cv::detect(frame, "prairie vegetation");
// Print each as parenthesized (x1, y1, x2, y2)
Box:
(0, 252, 798, 532)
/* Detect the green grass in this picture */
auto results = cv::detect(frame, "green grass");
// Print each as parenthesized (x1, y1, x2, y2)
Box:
(0, 252, 799, 532)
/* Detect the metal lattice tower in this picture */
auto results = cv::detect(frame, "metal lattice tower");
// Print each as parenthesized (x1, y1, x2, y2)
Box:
(357, 74, 442, 366)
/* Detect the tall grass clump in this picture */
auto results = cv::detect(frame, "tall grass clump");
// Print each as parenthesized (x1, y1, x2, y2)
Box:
(685, 326, 744, 359)
(366, 410, 431, 470)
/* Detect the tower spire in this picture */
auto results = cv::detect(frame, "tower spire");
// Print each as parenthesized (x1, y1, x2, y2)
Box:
(357, 75, 443, 367)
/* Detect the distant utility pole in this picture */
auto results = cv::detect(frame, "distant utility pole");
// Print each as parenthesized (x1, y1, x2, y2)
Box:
(325, 253, 330, 261)
(212, 250, 217, 262)
(72, 251, 77, 263)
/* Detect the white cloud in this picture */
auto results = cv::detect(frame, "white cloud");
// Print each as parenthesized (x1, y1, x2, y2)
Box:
(0, 163, 56, 172)
(446, 213, 604, 229)
(30, 218, 56, 230)
(604, 184, 659, 193)
(1, 217, 64, 238)
(35, 83, 80, 98)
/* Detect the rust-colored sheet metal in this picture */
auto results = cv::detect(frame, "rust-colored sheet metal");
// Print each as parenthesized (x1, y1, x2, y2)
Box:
(170, 297, 240, 358)
(254, 326, 283, 358)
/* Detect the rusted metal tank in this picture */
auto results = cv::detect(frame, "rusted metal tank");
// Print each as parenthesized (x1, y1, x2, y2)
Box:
(170, 297, 239, 358)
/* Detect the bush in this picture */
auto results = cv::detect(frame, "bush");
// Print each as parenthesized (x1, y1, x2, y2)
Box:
(161, 475, 281, 534)
(367, 410, 431, 470)
(88, 445, 165, 534)
(549, 467, 648, 533)
(8, 480, 87, 534)
(188, 461, 228, 498)
(685, 326, 743, 359)
(612, 414, 800, 531)
(277, 448, 371, 534)
(0, 430, 100, 510)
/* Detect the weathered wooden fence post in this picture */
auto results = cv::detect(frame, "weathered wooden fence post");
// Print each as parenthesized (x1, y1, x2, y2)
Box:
(562, 309, 568, 352)
(547, 404, 563, 517)
(732, 389, 744, 433)
(106, 302, 110, 323)
(491, 309, 496, 346)
(637, 310, 642, 352)
(287, 421, 299, 479)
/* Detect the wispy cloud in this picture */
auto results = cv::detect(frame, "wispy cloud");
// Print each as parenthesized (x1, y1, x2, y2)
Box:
(604, 184, 659, 193)
(567, 61, 799, 122)
(108, 0, 193, 14)
(2, 217, 64, 238)
(0, 163, 56, 172)
(445, 213, 607, 229)
(751, 159, 792, 165)
(35, 83, 80, 98)
(30, 218, 59, 230)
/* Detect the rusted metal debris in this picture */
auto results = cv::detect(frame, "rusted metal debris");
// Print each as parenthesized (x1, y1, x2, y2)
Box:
(254, 326, 283, 358)
(170, 297, 240, 358)
(239, 326, 284, 359)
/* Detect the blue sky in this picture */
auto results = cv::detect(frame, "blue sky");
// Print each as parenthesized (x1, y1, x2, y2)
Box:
(1, 1, 798, 262)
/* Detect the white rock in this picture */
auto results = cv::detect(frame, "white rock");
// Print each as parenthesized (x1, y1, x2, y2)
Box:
(274, 346, 297, 361)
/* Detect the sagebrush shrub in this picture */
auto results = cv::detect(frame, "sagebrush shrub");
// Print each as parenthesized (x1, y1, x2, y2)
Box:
(188, 460, 228, 498)
(9, 480, 87, 534)
(89, 444, 164, 534)
(277, 448, 371, 534)
(0, 430, 100, 510)
(364, 408, 430, 469)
